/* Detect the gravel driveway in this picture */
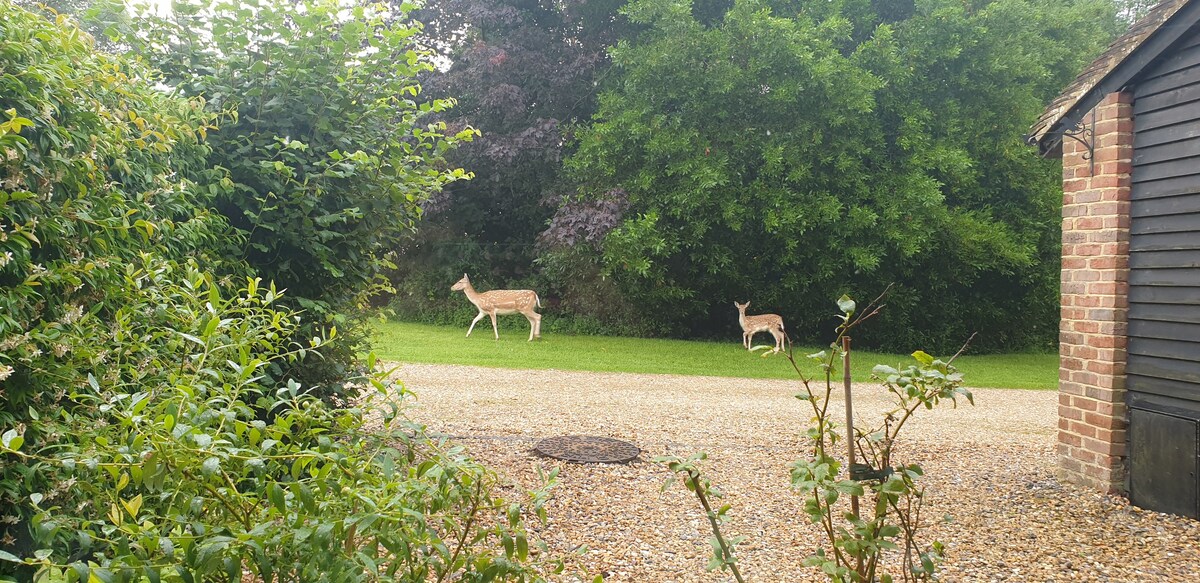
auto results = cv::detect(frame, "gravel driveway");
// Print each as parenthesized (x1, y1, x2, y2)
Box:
(389, 363, 1200, 582)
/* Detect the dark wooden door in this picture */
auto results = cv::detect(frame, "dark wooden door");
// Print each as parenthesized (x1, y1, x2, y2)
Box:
(1128, 27, 1200, 519)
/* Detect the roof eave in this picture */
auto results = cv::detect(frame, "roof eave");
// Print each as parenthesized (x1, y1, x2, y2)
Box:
(1030, 0, 1200, 157)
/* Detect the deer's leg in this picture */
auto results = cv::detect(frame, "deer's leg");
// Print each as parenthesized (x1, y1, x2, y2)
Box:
(520, 308, 540, 341)
(489, 311, 499, 340)
(466, 311, 486, 337)
(524, 312, 536, 341)
(743, 331, 752, 350)
(771, 328, 784, 352)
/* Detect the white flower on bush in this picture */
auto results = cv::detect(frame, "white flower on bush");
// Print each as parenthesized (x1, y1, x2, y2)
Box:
(61, 304, 83, 325)
(0, 251, 12, 268)
(0, 364, 14, 381)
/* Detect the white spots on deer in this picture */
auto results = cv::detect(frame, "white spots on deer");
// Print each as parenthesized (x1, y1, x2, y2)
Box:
(451, 274, 543, 341)
(734, 300, 786, 352)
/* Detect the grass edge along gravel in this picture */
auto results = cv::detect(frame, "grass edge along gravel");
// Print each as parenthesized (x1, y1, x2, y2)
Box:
(371, 321, 1056, 390)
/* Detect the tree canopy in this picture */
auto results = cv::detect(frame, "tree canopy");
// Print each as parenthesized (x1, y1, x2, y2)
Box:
(108, 0, 477, 389)
(387, 0, 631, 329)
(544, 0, 1124, 351)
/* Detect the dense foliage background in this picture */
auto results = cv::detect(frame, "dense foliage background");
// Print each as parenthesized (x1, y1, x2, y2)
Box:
(1, 2, 551, 580)
(402, 0, 1127, 352)
(106, 0, 478, 394)
(388, 0, 635, 333)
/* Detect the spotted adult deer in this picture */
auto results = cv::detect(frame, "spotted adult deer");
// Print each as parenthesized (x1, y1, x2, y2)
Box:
(451, 274, 542, 341)
(734, 301, 786, 352)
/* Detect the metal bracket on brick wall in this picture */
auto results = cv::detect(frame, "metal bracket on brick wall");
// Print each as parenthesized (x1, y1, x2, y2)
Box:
(1061, 113, 1096, 175)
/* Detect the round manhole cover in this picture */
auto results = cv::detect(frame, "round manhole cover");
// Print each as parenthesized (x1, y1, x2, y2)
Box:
(534, 435, 640, 464)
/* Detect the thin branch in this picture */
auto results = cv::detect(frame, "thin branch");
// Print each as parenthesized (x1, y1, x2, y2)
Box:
(687, 471, 746, 583)
(435, 478, 484, 583)
(946, 331, 978, 365)
(846, 283, 893, 329)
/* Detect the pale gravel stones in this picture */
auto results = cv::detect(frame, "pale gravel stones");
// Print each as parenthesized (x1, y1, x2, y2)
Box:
(386, 363, 1200, 582)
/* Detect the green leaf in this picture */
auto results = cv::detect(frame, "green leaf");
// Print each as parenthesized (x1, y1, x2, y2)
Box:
(268, 483, 286, 514)
(912, 350, 935, 366)
(121, 495, 143, 518)
(881, 477, 907, 493)
(872, 364, 899, 376)
(836, 295, 856, 315)
(833, 480, 864, 496)
(1, 429, 21, 451)
(70, 562, 90, 580)
(516, 534, 528, 561)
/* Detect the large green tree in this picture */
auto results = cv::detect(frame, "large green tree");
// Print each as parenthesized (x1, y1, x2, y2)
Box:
(550, 0, 1124, 351)
(108, 0, 475, 391)
(388, 0, 632, 330)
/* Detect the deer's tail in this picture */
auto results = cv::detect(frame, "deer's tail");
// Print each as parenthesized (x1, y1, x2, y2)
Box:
(536, 294, 542, 309)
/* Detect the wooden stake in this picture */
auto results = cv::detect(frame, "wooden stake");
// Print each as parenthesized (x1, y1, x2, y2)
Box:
(843, 336, 859, 517)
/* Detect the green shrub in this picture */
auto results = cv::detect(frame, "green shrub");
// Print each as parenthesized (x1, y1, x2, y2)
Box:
(661, 295, 973, 582)
(1, 5, 554, 581)
(3, 261, 555, 582)
(99, 0, 478, 400)
(3, 0, 227, 566)
(0, 0, 233, 442)
(0, 0, 231, 403)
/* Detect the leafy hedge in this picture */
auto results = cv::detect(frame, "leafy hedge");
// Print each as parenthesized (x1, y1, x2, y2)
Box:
(1, 3, 552, 581)
(401, 0, 1125, 353)
(94, 0, 478, 398)
(554, 0, 1123, 353)
(0, 0, 231, 403)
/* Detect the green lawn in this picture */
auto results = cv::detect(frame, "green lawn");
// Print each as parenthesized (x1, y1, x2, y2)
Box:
(371, 321, 1057, 390)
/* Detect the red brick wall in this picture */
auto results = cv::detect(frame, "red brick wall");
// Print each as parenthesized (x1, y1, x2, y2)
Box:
(1058, 92, 1133, 493)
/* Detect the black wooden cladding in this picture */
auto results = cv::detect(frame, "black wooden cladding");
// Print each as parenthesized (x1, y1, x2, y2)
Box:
(1132, 62, 1200, 103)
(1129, 284, 1200, 304)
(1152, 41, 1200, 76)
(1128, 336, 1200, 362)
(1128, 354, 1200, 385)
(1130, 212, 1200, 234)
(1132, 121, 1200, 149)
(1129, 375, 1200, 403)
(1132, 157, 1200, 183)
(1129, 302, 1200, 323)
(1124, 22, 1200, 519)
(1136, 93, 1200, 131)
(1127, 319, 1200, 342)
(1127, 408, 1198, 520)
(1130, 266, 1200, 286)
(1130, 191, 1200, 216)
(1135, 177, 1200, 202)
(1132, 137, 1200, 165)
(1128, 23, 1200, 412)
(1135, 82, 1200, 117)
(1184, 27, 1200, 51)
(1130, 248, 1200, 269)
(1130, 230, 1200, 251)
